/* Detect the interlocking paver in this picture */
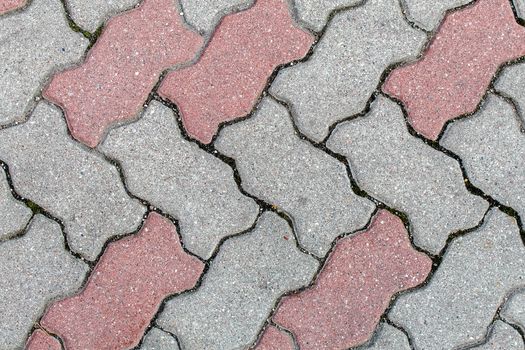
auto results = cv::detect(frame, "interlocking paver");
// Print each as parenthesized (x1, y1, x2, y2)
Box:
(157, 212, 319, 350)
(441, 94, 525, 222)
(179, 0, 252, 34)
(469, 321, 524, 350)
(389, 208, 525, 350)
(140, 327, 180, 350)
(401, 0, 471, 31)
(100, 101, 259, 259)
(502, 290, 525, 333)
(269, 0, 427, 142)
(0, 0, 88, 126)
(0, 101, 145, 261)
(254, 326, 295, 350)
(327, 96, 488, 254)
(0, 167, 31, 240)
(383, 0, 525, 141)
(0, 215, 88, 349)
(515, 0, 525, 20)
(356, 323, 411, 350)
(159, 0, 314, 144)
(293, 0, 361, 31)
(65, 0, 141, 32)
(44, 0, 203, 148)
(0, 0, 25, 14)
(25, 330, 61, 350)
(40, 212, 204, 350)
(273, 210, 432, 350)
(495, 62, 525, 122)
(215, 97, 375, 257)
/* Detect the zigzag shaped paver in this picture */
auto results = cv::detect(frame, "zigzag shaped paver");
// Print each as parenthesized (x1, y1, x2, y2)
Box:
(65, 0, 141, 33)
(179, 0, 252, 34)
(0, 167, 31, 240)
(401, 0, 471, 31)
(293, 0, 361, 31)
(383, 0, 525, 140)
(159, 0, 314, 144)
(44, 0, 203, 147)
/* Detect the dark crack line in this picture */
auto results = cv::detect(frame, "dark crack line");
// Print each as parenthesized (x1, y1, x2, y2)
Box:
(492, 90, 525, 132)
(508, 0, 525, 26)
(383, 317, 417, 350)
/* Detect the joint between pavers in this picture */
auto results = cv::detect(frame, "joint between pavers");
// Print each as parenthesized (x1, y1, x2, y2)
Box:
(382, 317, 417, 350)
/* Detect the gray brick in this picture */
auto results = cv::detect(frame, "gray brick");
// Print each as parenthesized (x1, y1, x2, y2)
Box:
(0, 215, 88, 349)
(180, 0, 252, 34)
(66, 0, 140, 33)
(357, 323, 411, 350)
(157, 212, 319, 350)
(389, 208, 525, 350)
(469, 321, 524, 350)
(270, 0, 427, 142)
(215, 97, 375, 257)
(513, 0, 525, 21)
(0, 101, 145, 261)
(140, 327, 180, 350)
(99, 101, 259, 259)
(0, 167, 31, 240)
(401, 0, 471, 31)
(495, 62, 525, 124)
(502, 290, 525, 334)
(0, 0, 88, 126)
(293, 0, 361, 31)
(327, 96, 488, 254)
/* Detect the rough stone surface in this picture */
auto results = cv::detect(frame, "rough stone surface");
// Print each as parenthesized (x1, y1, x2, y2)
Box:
(402, 0, 471, 31)
(66, 0, 141, 32)
(158, 212, 319, 350)
(270, 0, 427, 142)
(495, 62, 525, 123)
(468, 321, 524, 350)
(273, 210, 432, 350)
(25, 330, 62, 350)
(100, 101, 259, 259)
(215, 97, 375, 257)
(0, 167, 32, 240)
(140, 327, 181, 350)
(180, 0, 252, 34)
(0, 0, 26, 14)
(357, 323, 411, 350)
(0, 0, 88, 126)
(0, 101, 145, 261)
(515, 0, 525, 20)
(383, 0, 525, 140)
(0, 215, 88, 349)
(159, 0, 314, 144)
(293, 0, 361, 31)
(441, 94, 525, 222)
(254, 326, 295, 350)
(328, 96, 488, 254)
(41, 212, 204, 350)
(389, 208, 525, 350)
(502, 290, 525, 333)
(44, 0, 203, 148)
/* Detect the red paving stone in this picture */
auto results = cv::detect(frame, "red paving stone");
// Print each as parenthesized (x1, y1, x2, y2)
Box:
(158, 0, 314, 144)
(43, 0, 203, 147)
(272, 210, 432, 350)
(254, 326, 295, 350)
(39, 212, 204, 350)
(0, 0, 25, 14)
(383, 0, 525, 140)
(25, 330, 61, 350)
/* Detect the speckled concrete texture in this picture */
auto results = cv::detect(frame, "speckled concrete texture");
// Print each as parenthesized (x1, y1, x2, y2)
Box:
(0, 167, 31, 240)
(140, 327, 180, 350)
(470, 321, 524, 350)
(25, 330, 62, 350)
(356, 323, 411, 350)
(65, 0, 141, 32)
(502, 290, 525, 334)
(401, 0, 471, 31)
(179, 0, 252, 34)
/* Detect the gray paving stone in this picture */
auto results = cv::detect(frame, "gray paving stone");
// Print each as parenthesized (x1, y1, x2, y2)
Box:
(401, 0, 471, 31)
(180, 0, 252, 34)
(0, 167, 31, 240)
(327, 96, 488, 254)
(389, 208, 525, 350)
(293, 0, 361, 31)
(99, 101, 259, 259)
(513, 0, 525, 21)
(269, 0, 427, 142)
(502, 290, 525, 334)
(469, 320, 524, 350)
(441, 94, 525, 223)
(215, 97, 375, 257)
(495, 62, 525, 123)
(0, 215, 88, 349)
(0, 0, 88, 126)
(0, 101, 145, 261)
(357, 323, 411, 350)
(157, 212, 319, 350)
(140, 327, 180, 350)
(66, 0, 140, 33)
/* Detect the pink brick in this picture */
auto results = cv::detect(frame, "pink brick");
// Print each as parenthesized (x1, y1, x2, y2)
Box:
(383, 0, 525, 140)
(273, 210, 432, 350)
(158, 0, 314, 144)
(43, 0, 203, 147)
(25, 330, 61, 350)
(40, 212, 204, 350)
(0, 0, 26, 14)
(254, 326, 295, 350)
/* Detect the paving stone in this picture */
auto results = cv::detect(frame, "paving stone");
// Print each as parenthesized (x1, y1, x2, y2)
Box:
(25, 330, 61, 350)
(0, 215, 88, 349)
(441, 94, 525, 223)
(0, 0, 88, 126)
(356, 323, 411, 350)
(495, 62, 525, 123)
(401, 0, 471, 31)
(180, 0, 252, 34)
(293, 0, 361, 31)
(273, 210, 431, 350)
(44, 0, 203, 148)
(0, 167, 32, 240)
(215, 97, 375, 257)
(100, 101, 259, 259)
(157, 212, 319, 350)
(65, 0, 141, 32)
(389, 208, 525, 350)
(0, 0, 26, 14)
(41, 212, 204, 350)
(0, 101, 145, 261)
(515, 0, 525, 20)
(502, 290, 525, 333)
(254, 326, 295, 350)
(140, 327, 180, 350)
(269, 0, 427, 142)
(159, 0, 314, 144)
(383, 0, 525, 141)
(468, 321, 524, 350)
(328, 96, 488, 254)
